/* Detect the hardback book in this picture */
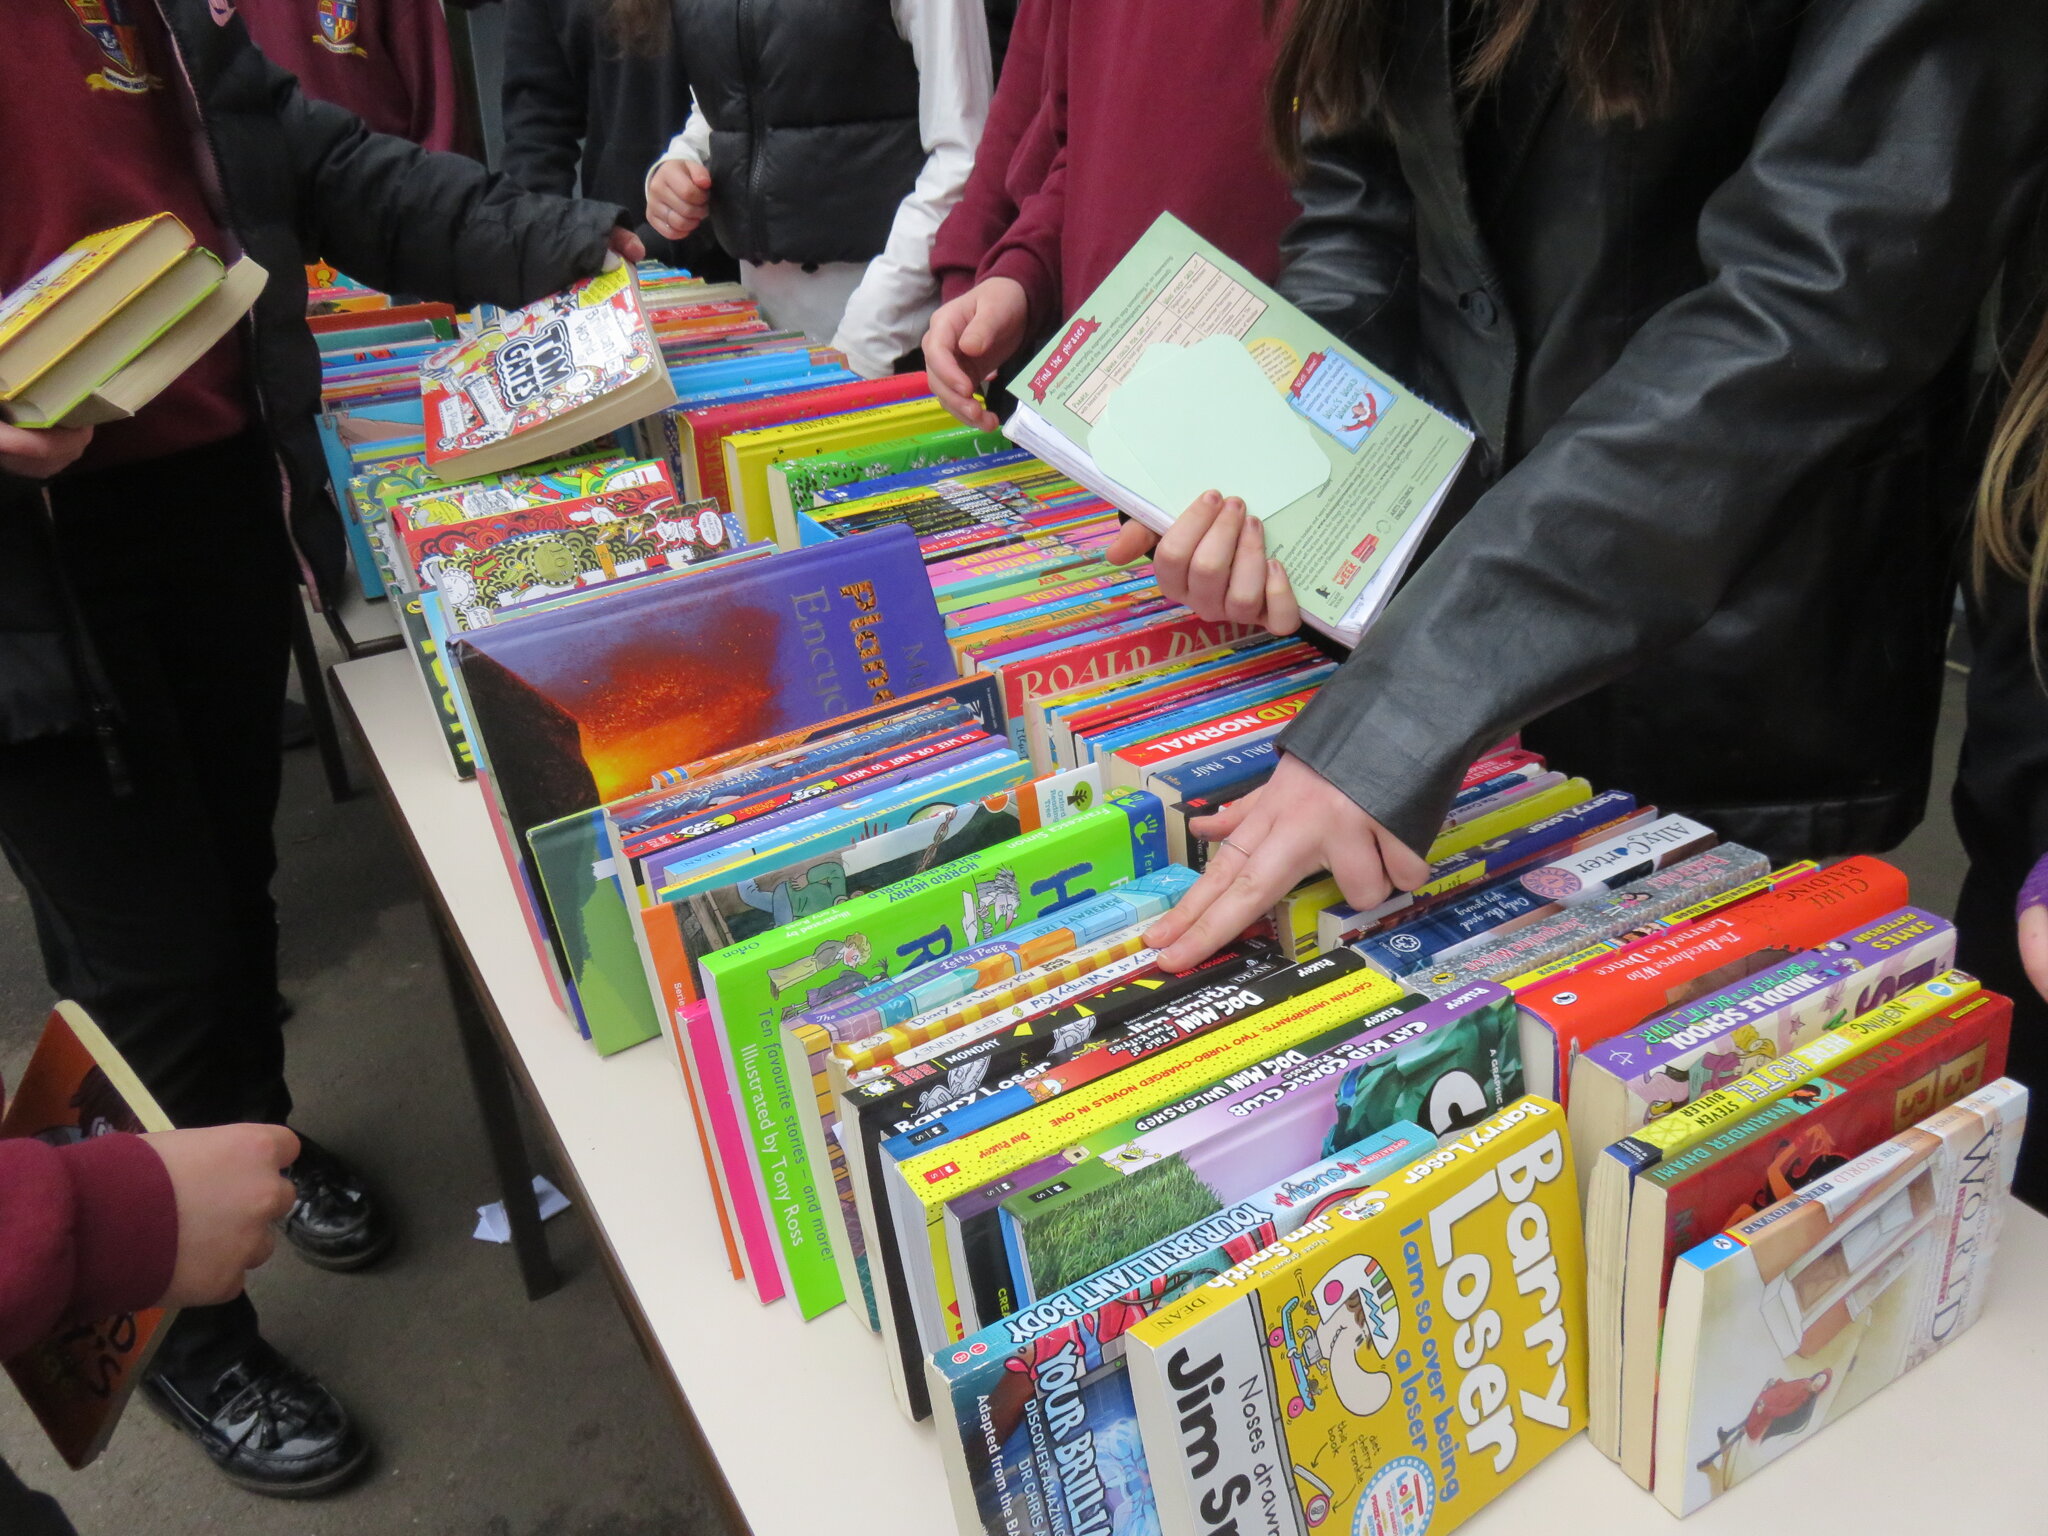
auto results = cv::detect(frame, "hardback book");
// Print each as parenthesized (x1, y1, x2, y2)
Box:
(714, 394, 957, 545)
(0, 214, 195, 397)
(657, 372, 931, 509)
(453, 526, 950, 1048)
(1124, 1096, 1583, 1536)
(930, 1123, 1437, 1536)
(768, 423, 1011, 529)
(419, 263, 677, 479)
(1652, 1077, 2026, 1516)
(694, 792, 1174, 1318)
(1612, 989, 2009, 1485)
(884, 954, 1412, 1413)
(1006, 213, 1473, 645)
(1, 1002, 174, 1469)
(5, 254, 264, 430)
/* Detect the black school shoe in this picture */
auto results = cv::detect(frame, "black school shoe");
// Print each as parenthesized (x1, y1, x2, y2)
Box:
(142, 1340, 369, 1498)
(283, 1137, 395, 1272)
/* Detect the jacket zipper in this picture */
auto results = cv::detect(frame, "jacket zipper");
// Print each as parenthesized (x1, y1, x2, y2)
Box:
(151, 0, 324, 609)
(737, 0, 762, 259)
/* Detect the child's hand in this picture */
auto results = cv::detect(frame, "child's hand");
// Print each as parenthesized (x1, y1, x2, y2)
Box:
(647, 160, 712, 242)
(147, 1124, 301, 1309)
(1104, 490, 1300, 634)
(0, 422, 92, 480)
(607, 226, 647, 265)
(923, 277, 1030, 429)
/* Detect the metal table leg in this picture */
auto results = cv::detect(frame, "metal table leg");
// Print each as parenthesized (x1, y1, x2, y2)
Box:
(290, 597, 354, 803)
(433, 919, 561, 1301)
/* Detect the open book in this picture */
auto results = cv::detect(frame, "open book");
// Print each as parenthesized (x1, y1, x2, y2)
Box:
(1005, 214, 1473, 646)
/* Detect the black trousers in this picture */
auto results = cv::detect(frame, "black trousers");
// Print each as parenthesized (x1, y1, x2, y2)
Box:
(0, 431, 298, 1380)
(1954, 561, 2048, 1209)
(0, 1456, 76, 1536)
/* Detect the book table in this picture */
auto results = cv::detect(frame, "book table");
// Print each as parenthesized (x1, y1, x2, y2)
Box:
(332, 646, 2048, 1536)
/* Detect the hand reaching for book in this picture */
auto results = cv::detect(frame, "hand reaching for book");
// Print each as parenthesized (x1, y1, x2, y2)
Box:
(1105, 491, 1301, 635)
(1145, 752, 1429, 971)
(648, 159, 712, 242)
(0, 422, 92, 480)
(147, 1124, 300, 1309)
(924, 277, 1030, 430)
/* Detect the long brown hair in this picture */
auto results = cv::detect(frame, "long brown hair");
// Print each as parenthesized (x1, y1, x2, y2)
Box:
(604, 0, 668, 53)
(1975, 307, 2048, 630)
(1266, 0, 1728, 171)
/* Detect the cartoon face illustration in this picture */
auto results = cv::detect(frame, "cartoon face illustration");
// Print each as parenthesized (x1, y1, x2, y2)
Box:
(961, 868, 1020, 946)
(1269, 1252, 1400, 1421)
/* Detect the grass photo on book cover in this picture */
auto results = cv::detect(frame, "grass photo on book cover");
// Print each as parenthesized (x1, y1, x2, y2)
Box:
(1024, 1155, 1220, 1297)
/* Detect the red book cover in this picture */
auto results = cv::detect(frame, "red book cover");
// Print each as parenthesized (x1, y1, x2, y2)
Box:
(978, 612, 1264, 762)
(1112, 688, 1319, 774)
(308, 300, 456, 335)
(673, 373, 931, 505)
(1, 1004, 173, 1469)
(1518, 856, 1910, 1093)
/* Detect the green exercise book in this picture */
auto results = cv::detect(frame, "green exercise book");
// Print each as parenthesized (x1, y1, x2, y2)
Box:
(1005, 212, 1474, 646)
(698, 787, 1170, 1318)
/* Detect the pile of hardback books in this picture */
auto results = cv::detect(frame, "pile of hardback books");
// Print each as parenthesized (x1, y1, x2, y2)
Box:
(339, 261, 2026, 1536)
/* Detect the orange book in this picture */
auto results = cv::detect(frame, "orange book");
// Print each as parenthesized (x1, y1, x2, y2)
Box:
(1, 1003, 173, 1468)
(1516, 855, 1910, 1101)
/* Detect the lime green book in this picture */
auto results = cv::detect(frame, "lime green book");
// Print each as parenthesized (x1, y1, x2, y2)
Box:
(697, 787, 1171, 1318)
(766, 423, 1011, 530)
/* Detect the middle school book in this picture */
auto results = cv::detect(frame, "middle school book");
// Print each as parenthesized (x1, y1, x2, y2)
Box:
(696, 790, 1173, 1318)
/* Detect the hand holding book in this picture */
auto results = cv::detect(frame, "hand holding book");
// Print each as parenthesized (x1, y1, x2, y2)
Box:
(923, 276, 1030, 431)
(1104, 489, 1301, 635)
(0, 420, 90, 478)
(1143, 750, 1428, 970)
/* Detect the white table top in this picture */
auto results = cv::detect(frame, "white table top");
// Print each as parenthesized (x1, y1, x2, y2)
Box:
(334, 645, 2048, 1536)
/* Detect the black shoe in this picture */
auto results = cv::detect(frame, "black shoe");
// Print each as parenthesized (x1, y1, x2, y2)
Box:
(281, 696, 315, 750)
(142, 1339, 369, 1498)
(283, 1137, 395, 1273)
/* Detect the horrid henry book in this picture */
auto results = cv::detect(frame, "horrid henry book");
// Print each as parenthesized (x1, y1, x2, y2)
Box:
(453, 526, 952, 1031)
(1, 1003, 174, 1469)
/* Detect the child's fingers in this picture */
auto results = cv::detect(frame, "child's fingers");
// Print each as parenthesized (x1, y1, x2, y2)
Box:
(1224, 515, 1270, 624)
(1263, 558, 1302, 636)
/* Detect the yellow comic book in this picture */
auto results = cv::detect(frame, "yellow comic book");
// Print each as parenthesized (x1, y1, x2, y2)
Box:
(1126, 1096, 1584, 1536)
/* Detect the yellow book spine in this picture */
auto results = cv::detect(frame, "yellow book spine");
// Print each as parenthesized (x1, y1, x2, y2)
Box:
(1628, 969, 1979, 1158)
(901, 962, 1409, 1339)
(1427, 779, 1591, 863)
(0, 215, 173, 353)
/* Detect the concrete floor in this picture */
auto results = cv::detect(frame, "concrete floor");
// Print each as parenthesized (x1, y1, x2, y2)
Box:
(0, 640, 1977, 1536)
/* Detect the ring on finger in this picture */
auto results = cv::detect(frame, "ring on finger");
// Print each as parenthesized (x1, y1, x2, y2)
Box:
(1218, 837, 1254, 860)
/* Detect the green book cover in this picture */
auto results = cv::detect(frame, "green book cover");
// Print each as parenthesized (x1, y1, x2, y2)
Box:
(1007, 212, 1474, 644)
(527, 811, 663, 1056)
(769, 423, 1010, 516)
(699, 788, 1169, 1318)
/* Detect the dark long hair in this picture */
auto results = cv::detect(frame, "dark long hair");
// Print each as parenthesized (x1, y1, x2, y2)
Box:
(1266, 0, 1729, 170)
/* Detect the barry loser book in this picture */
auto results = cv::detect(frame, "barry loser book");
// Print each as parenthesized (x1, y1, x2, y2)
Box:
(1005, 213, 1473, 647)
(1, 1002, 175, 1469)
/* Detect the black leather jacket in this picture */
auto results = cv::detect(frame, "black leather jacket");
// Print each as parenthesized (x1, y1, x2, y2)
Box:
(1274, 0, 2048, 862)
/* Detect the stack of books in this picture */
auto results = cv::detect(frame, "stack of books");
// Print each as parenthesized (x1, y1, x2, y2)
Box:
(334, 256, 2028, 1536)
(0, 213, 264, 430)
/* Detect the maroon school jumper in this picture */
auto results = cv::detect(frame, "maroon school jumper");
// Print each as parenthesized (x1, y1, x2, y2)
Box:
(0, 1120, 177, 1361)
(0, 1, 251, 470)
(236, 0, 467, 154)
(930, 0, 1300, 335)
